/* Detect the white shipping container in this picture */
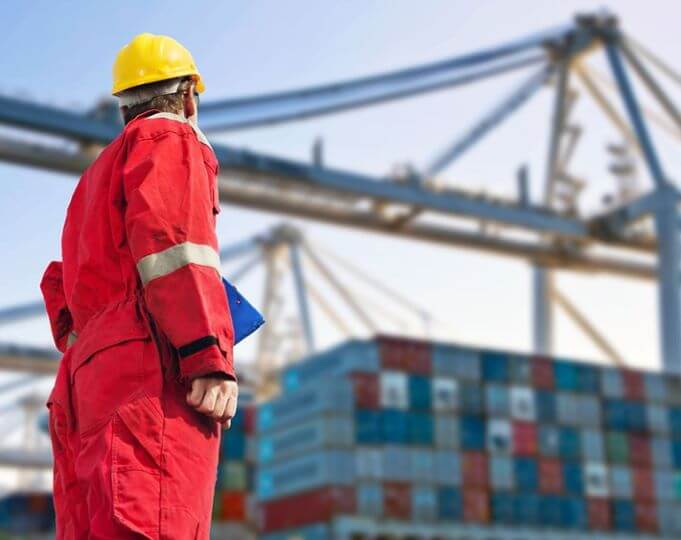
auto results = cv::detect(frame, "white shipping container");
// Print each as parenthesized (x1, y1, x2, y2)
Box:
(584, 462, 609, 497)
(510, 386, 536, 421)
(380, 371, 409, 410)
(487, 419, 512, 454)
(432, 377, 458, 412)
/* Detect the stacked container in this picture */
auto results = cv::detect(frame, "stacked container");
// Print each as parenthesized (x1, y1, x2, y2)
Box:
(0, 492, 55, 535)
(212, 388, 257, 530)
(256, 336, 681, 539)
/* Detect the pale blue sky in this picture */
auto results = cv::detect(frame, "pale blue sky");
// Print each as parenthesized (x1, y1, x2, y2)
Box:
(0, 0, 679, 373)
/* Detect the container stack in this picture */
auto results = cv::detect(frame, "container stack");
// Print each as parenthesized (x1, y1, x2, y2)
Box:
(255, 336, 681, 539)
(212, 388, 257, 532)
(0, 492, 55, 535)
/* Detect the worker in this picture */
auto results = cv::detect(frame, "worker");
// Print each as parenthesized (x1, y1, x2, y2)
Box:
(40, 33, 237, 539)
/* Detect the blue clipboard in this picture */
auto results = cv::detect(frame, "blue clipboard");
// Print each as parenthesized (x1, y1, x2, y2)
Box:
(223, 278, 265, 345)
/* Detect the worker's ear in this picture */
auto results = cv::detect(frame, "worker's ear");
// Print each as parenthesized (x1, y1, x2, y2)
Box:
(183, 81, 197, 124)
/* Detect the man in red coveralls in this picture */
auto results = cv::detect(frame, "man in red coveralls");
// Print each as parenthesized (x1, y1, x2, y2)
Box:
(41, 33, 238, 539)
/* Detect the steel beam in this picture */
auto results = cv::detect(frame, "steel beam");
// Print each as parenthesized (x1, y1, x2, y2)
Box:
(0, 300, 44, 325)
(0, 344, 59, 374)
(199, 22, 580, 131)
(606, 42, 680, 372)
(533, 266, 553, 354)
(289, 242, 315, 352)
(425, 63, 555, 176)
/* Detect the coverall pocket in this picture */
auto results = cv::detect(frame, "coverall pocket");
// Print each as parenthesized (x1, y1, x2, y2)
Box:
(112, 393, 163, 538)
(72, 336, 153, 436)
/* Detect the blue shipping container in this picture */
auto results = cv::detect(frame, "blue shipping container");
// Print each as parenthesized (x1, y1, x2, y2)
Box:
(408, 375, 432, 410)
(408, 412, 434, 445)
(380, 409, 409, 444)
(437, 487, 462, 520)
(356, 409, 383, 445)
(481, 351, 509, 382)
(460, 416, 486, 450)
(514, 458, 538, 491)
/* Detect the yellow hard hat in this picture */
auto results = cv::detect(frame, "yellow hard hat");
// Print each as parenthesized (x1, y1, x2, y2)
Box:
(112, 33, 205, 95)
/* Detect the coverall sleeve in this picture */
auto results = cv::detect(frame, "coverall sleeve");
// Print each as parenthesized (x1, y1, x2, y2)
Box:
(40, 261, 73, 353)
(123, 129, 235, 381)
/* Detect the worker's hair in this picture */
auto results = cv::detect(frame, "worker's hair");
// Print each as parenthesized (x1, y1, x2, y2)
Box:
(119, 77, 193, 124)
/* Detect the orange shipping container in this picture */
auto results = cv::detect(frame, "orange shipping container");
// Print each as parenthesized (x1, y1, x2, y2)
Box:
(463, 490, 490, 523)
(635, 501, 658, 533)
(587, 498, 611, 530)
(531, 356, 554, 389)
(513, 422, 538, 455)
(539, 458, 563, 494)
(462, 452, 488, 489)
(383, 481, 411, 519)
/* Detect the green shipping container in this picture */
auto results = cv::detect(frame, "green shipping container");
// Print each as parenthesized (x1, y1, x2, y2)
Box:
(605, 431, 629, 463)
(219, 461, 248, 491)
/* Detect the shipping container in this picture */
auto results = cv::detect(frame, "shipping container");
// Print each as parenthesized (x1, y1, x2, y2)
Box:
(491, 493, 514, 524)
(556, 393, 579, 425)
(381, 446, 412, 482)
(622, 369, 646, 400)
(587, 497, 612, 530)
(411, 485, 437, 521)
(647, 403, 671, 434)
(460, 415, 486, 451)
(606, 431, 630, 463)
(534, 390, 557, 423)
(610, 465, 633, 498)
(257, 379, 353, 433)
(484, 384, 509, 417)
(509, 354, 532, 384)
(644, 371, 667, 403)
(462, 489, 490, 523)
(601, 367, 625, 398)
(510, 386, 536, 422)
(219, 491, 247, 522)
(379, 371, 408, 410)
(434, 450, 461, 486)
(434, 415, 459, 449)
(581, 429, 605, 462)
(538, 425, 560, 457)
(584, 462, 609, 497)
(554, 361, 578, 391)
(658, 502, 681, 536)
(632, 466, 655, 501)
(355, 448, 382, 480)
(514, 457, 538, 491)
(575, 395, 602, 428)
(355, 409, 383, 445)
(356, 482, 383, 518)
(462, 452, 488, 489)
(258, 416, 354, 464)
(257, 450, 355, 500)
(409, 449, 436, 484)
(513, 493, 541, 525)
(408, 375, 432, 410)
(512, 421, 537, 455)
(489, 456, 514, 490)
(487, 419, 512, 454)
(437, 487, 462, 521)
(407, 411, 434, 445)
(378, 336, 431, 374)
(481, 351, 509, 382)
(282, 340, 379, 392)
(378, 409, 408, 444)
(654, 469, 675, 501)
(538, 458, 562, 494)
(562, 462, 584, 495)
(558, 426, 581, 460)
(635, 501, 659, 533)
(259, 485, 356, 533)
(651, 436, 673, 469)
(431, 377, 458, 412)
(629, 433, 652, 467)
(612, 499, 636, 532)
(349, 372, 379, 409)
(459, 383, 484, 415)
(432, 344, 480, 380)
(218, 461, 248, 491)
(576, 364, 600, 393)
(383, 481, 411, 519)
(531, 356, 554, 389)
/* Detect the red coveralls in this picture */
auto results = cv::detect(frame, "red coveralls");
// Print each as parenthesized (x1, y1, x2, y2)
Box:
(40, 111, 235, 539)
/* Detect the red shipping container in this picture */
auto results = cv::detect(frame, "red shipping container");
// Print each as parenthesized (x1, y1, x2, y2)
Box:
(587, 498, 611, 530)
(259, 486, 356, 532)
(531, 356, 554, 389)
(632, 467, 655, 501)
(463, 490, 490, 524)
(243, 405, 256, 435)
(622, 369, 645, 400)
(220, 491, 246, 521)
(635, 501, 658, 532)
(383, 481, 411, 519)
(350, 372, 380, 409)
(629, 434, 652, 467)
(377, 335, 432, 374)
(462, 452, 488, 488)
(513, 421, 538, 455)
(539, 458, 563, 494)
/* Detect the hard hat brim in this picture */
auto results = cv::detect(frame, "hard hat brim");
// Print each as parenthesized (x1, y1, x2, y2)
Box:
(112, 71, 205, 96)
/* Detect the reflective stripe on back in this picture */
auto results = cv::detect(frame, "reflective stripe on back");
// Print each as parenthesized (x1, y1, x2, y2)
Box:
(136, 242, 220, 286)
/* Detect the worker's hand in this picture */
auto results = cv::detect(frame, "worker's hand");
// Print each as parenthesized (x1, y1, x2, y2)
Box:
(187, 376, 238, 429)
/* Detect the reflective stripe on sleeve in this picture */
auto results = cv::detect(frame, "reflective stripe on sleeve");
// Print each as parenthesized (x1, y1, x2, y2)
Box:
(136, 241, 221, 286)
